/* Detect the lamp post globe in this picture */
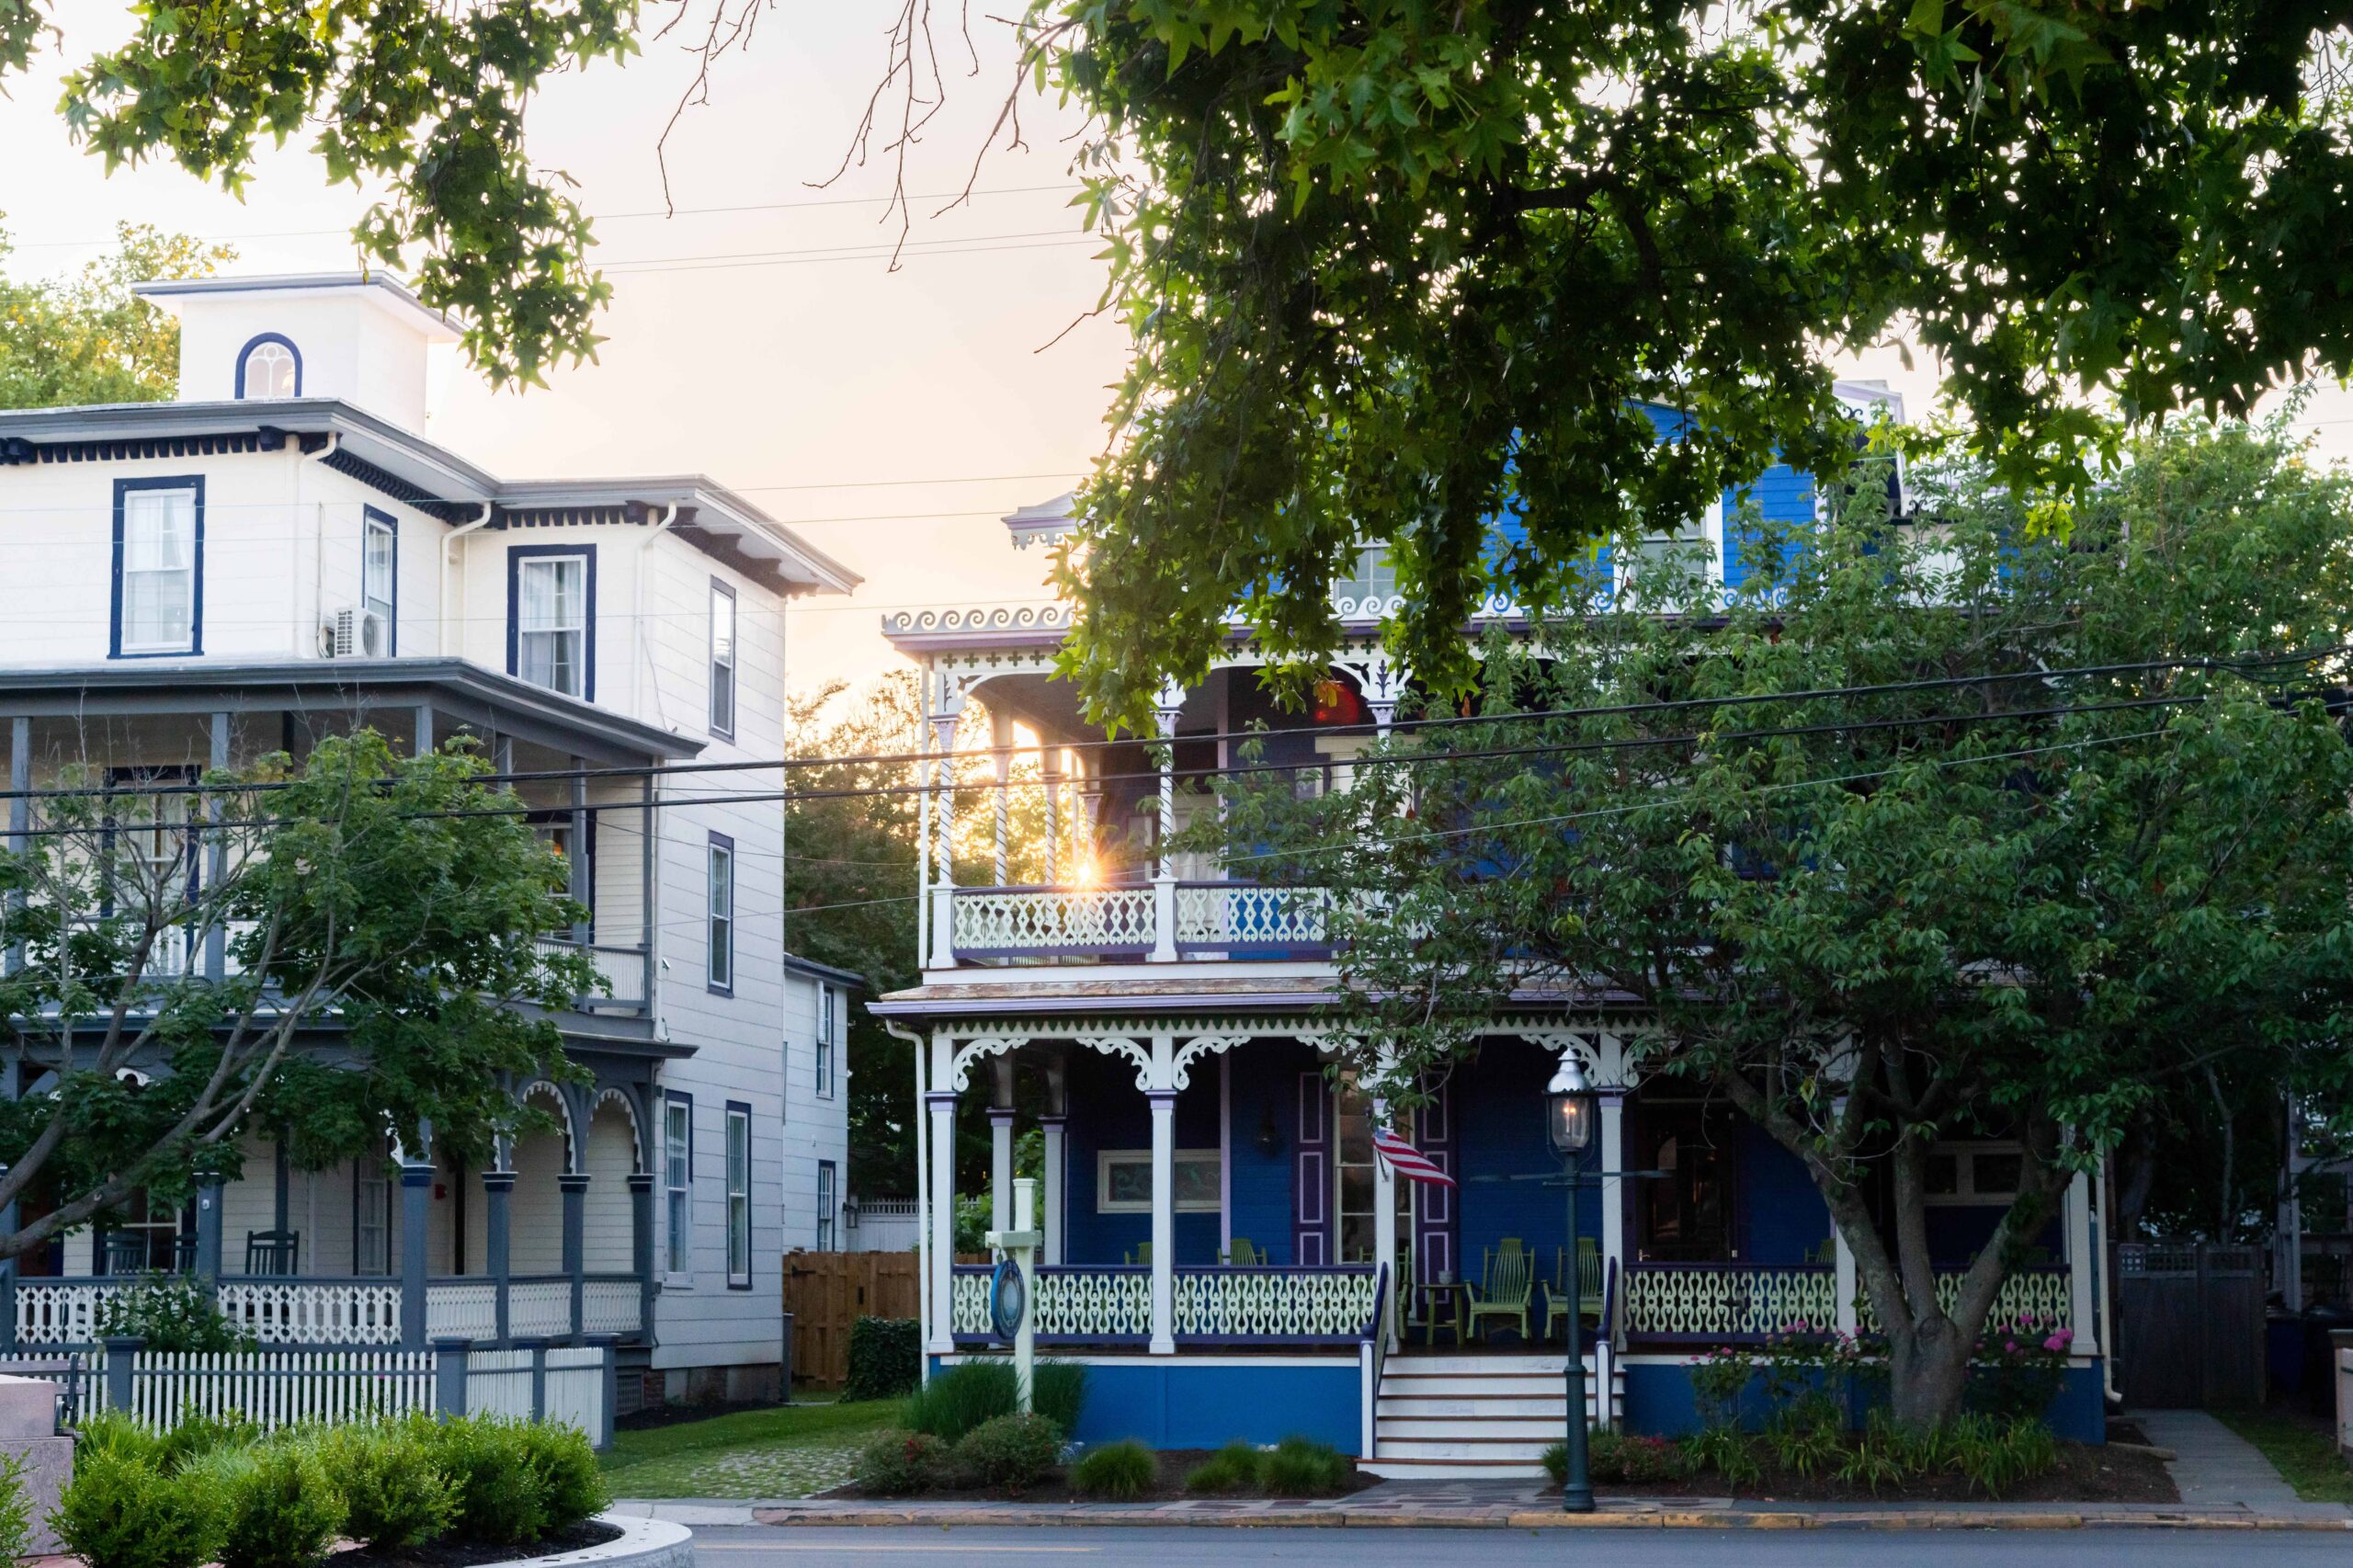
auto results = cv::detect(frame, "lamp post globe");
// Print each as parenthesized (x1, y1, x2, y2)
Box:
(1544, 1054, 1597, 1513)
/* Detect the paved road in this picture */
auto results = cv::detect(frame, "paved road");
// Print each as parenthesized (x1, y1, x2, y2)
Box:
(689, 1524, 2352, 1565)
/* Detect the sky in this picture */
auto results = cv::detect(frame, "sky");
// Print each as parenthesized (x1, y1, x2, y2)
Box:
(9, 3, 2353, 699)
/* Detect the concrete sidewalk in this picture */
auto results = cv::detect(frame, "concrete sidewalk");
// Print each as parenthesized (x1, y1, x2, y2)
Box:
(2132, 1410, 2308, 1510)
(613, 1487, 2353, 1532)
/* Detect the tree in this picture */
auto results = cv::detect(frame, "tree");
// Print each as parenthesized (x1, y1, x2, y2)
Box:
(0, 221, 232, 408)
(0, 731, 595, 1261)
(1205, 419, 2353, 1429)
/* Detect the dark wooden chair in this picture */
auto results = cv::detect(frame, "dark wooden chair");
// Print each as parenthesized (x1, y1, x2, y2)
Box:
(244, 1230, 300, 1276)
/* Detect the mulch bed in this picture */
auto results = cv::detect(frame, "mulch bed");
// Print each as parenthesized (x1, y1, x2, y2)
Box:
(2107, 1417, 2154, 1448)
(1571, 1441, 2177, 1505)
(338, 1521, 626, 1568)
(825, 1448, 1381, 1504)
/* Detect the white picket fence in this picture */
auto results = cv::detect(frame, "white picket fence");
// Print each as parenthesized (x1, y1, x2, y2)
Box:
(459, 1345, 607, 1437)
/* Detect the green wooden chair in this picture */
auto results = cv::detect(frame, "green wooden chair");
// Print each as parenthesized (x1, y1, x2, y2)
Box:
(1544, 1238, 1603, 1340)
(1805, 1238, 1839, 1266)
(1222, 1237, 1264, 1266)
(1125, 1242, 1154, 1266)
(1466, 1239, 1534, 1344)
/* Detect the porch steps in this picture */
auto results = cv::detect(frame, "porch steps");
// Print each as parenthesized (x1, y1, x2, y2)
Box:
(1363, 1353, 1624, 1481)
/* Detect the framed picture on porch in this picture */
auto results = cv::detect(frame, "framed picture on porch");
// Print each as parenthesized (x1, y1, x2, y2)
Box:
(1097, 1149, 1222, 1212)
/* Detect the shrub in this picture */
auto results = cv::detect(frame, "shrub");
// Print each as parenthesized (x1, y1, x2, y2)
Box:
(1540, 1441, 1568, 1487)
(432, 1416, 551, 1546)
(1031, 1360, 1089, 1438)
(95, 1278, 256, 1354)
(52, 1448, 218, 1568)
(951, 1412, 1062, 1493)
(1686, 1346, 1756, 1429)
(854, 1430, 945, 1495)
(843, 1318, 922, 1403)
(1261, 1436, 1351, 1496)
(1835, 1430, 1910, 1495)
(153, 1408, 261, 1473)
(1586, 1428, 1695, 1486)
(1070, 1440, 1156, 1500)
(1680, 1424, 1761, 1488)
(317, 1419, 457, 1549)
(1967, 1323, 2071, 1422)
(199, 1442, 347, 1568)
(515, 1421, 609, 1528)
(0, 1452, 33, 1562)
(904, 1361, 1016, 1443)
(1766, 1397, 1845, 1478)
(72, 1411, 158, 1465)
(1182, 1442, 1266, 1495)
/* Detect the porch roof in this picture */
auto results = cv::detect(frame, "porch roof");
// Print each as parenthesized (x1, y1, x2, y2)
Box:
(870, 974, 1640, 1019)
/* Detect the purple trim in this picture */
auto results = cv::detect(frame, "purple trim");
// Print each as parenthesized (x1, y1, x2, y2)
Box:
(1146, 1089, 1179, 1106)
(924, 1091, 960, 1108)
(989, 1108, 1017, 1126)
(1414, 1073, 1457, 1287)
(1293, 1073, 1330, 1267)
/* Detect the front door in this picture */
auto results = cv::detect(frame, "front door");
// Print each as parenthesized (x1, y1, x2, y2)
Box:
(1633, 1101, 1741, 1261)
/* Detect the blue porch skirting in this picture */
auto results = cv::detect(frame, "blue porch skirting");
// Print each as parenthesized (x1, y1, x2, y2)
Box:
(1620, 1357, 2107, 1444)
(932, 1355, 1363, 1453)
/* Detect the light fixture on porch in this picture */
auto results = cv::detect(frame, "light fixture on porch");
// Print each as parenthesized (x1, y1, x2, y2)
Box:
(1544, 1052, 1597, 1515)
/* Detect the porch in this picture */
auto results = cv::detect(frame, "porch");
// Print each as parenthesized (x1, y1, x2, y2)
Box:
(4, 1074, 659, 1353)
(898, 1018, 2108, 1454)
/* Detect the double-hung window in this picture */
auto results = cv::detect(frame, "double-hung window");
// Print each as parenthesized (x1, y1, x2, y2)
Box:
(725, 1103, 752, 1288)
(512, 550, 591, 698)
(362, 510, 397, 652)
(709, 581, 736, 739)
(355, 1160, 392, 1276)
(114, 481, 201, 656)
(815, 983, 836, 1099)
(664, 1095, 692, 1278)
(707, 834, 734, 992)
(816, 1161, 837, 1252)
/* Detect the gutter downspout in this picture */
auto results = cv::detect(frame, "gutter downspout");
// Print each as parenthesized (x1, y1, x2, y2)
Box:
(299, 433, 342, 655)
(886, 1019, 931, 1381)
(632, 503, 682, 722)
(441, 503, 496, 658)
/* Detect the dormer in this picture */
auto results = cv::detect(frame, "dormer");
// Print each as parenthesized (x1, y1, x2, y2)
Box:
(132, 273, 460, 432)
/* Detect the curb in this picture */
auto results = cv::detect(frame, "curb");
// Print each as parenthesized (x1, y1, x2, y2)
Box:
(545, 1514, 698, 1566)
(738, 1504, 2353, 1533)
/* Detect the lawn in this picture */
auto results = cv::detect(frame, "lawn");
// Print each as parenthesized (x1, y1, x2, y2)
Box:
(600, 1396, 902, 1498)
(2213, 1408, 2353, 1504)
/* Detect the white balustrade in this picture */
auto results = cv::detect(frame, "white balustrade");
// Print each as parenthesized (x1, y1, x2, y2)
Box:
(583, 1278, 643, 1335)
(1172, 1267, 1373, 1342)
(949, 1267, 994, 1336)
(1622, 1265, 1839, 1340)
(1034, 1268, 1153, 1341)
(950, 887, 1155, 959)
(217, 1279, 403, 1346)
(533, 937, 645, 1003)
(15, 1280, 125, 1346)
(424, 1280, 498, 1343)
(1855, 1268, 2075, 1339)
(509, 1278, 574, 1338)
(1174, 883, 1331, 953)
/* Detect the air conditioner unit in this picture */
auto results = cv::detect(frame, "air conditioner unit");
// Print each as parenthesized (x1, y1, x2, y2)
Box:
(320, 606, 389, 658)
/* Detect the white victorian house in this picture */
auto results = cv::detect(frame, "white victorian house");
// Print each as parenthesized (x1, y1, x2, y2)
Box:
(0, 272, 858, 1409)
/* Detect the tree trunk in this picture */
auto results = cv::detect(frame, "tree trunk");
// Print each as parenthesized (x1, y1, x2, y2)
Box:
(1886, 1319, 1974, 1431)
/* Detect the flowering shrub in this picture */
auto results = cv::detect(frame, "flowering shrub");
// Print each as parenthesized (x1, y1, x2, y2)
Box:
(1967, 1316, 2071, 1421)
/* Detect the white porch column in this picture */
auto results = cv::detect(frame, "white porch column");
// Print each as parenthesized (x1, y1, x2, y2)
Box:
(1833, 1232, 1859, 1337)
(990, 1055, 1017, 1234)
(990, 708, 1013, 888)
(2066, 1168, 2097, 1354)
(1041, 749, 1063, 884)
(1372, 1096, 1398, 1331)
(1040, 1063, 1067, 1267)
(1597, 1088, 1627, 1288)
(1148, 1089, 1177, 1353)
(1150, 686, 1182, 963)
(926, 1036, 960, 1354)
(925, 690, 963, 971)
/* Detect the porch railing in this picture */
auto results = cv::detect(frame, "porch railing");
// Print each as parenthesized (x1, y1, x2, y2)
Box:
(1622, 1262, 2075, 1344)
(532, 936, 649, 1009)
(11, 1274, 643, 1350)
(946, 881, 1334, 965)
(949, 1263, 1378, 1347)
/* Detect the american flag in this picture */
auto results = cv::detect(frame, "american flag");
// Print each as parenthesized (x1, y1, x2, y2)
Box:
(1371, 1126, 1457, 1187)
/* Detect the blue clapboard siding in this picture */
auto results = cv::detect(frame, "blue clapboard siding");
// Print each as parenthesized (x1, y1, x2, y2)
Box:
(1620, 1359, 2105, 1444)
(1453, 1043, 1601, 1317)
(1061, 1050, 1222, 1266)
(938, 1355, 1365, 1453)
(1721, 460, 1817, 590)
(1737, 1127, 1833, 1266)
(1228, 1040, 1313, 1265)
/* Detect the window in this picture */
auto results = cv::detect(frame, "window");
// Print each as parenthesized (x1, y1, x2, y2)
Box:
(1096, 1149, 1222, 1213)
(664, 1094, 692, 1278)
(815, 984, 836, 1098)
(112, 479, 202, 657)
(709, 580, 736, 739)
(725, 1102, 752, 1289)
(779, 1040, 790, 1125)
(707, 834, 734, 992)
(816, 1161, 838, 1252)
(355, 1162, 392, 1276)
(1925, 1142, 2025, 1204)
(235, 334, 300, 399)
(507, 547, 595, 699)
(362, 509, 397, 653)
(104, 766, 199, 975)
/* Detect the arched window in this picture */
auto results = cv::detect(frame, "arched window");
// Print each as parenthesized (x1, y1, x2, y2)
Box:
(234, 335, 300, 399)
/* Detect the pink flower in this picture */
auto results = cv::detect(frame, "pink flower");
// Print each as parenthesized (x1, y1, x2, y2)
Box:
(2043, 1331, 2073, 1352)
(2004, 1339, 2018, 1354)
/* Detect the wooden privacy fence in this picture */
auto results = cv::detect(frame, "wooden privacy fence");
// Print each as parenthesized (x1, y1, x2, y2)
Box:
(2115, 1242, 2265, 1408)
(782, 1250, 984, 1386)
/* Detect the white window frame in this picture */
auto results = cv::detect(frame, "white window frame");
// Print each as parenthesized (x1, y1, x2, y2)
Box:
(1923, 1140, 2026, 1206)
(724, 1103, 752, 1289)
(707, 836, 734, 992)
(515, 552, 590, 698)
(816, 1160, 837, 1252)
(664, 1094, 693, 1282)
(118, 485, 199, 655)
(355, 1162, 392, 1277)
(815, 985, 836, 1099)
(239, 339, 297, 399)
(709, 579, 736, 739)
(362, 510, 397, 647)
(1097, 1148, 1222, 1214)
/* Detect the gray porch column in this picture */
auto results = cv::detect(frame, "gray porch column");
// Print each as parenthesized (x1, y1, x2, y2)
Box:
(1148, 1088, 1177, 1355)
(568, 758, 590, 944)
(628, 1173, 656, 1342)
(0, 1164, 19, 1352)
(8, 715, 28, 976)
(400, 1157, 434, 1348)
(204, 710, 229, 980)
(194, 1173, 224, 1286)
(561, 1173, 589, 1341)
(413, 704, 435, 756)
(483, 1168, 515, 1346)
